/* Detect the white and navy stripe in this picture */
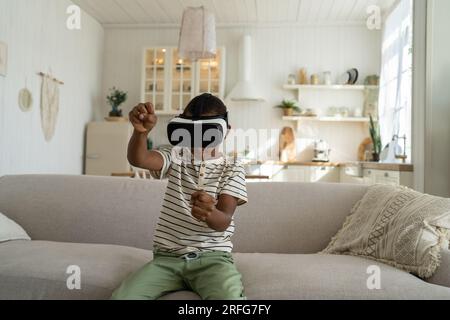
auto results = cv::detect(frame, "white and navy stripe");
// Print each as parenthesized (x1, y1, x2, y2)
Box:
(150, 147, 248, 255)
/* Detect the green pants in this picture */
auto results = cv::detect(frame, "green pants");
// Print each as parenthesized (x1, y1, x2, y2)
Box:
(111, 250, 246, 300)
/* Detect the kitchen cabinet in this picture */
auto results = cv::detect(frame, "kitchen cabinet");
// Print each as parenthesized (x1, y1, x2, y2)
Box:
(341, 167, 413, 188)
(362, 169, 413, 188)
(272, 166, 308, 182)
(141, 47, 225, 115)
(272, 165, 340, 183)
(244, 163, 284, 180)
(250, 162, 413, 187)
(85, 122, 133, 176)
(310, 166, 340, 183)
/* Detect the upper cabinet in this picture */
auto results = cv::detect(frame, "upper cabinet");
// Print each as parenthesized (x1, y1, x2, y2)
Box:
(141, 47, 226, 115)
(142, 48, 167, 114)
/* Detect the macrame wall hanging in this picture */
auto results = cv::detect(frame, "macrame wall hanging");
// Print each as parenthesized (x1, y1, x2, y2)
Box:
(38, 71, 64, 142)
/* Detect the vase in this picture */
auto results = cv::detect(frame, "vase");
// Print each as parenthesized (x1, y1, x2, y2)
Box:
(106, 105, 126, 122)
(372, 153, 380, 162)
(283, 109, 294, 117)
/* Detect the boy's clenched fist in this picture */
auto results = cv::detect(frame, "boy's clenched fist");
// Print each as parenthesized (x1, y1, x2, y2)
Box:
(129, 102, 157, 134)
(191, 191, 217, 222)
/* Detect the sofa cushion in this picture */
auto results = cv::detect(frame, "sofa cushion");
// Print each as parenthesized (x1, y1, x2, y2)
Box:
(0, 241, 153, 300)
(230, 253, 450, 300)
(322, 184, 450, 279)
(1, 241, 449, 300)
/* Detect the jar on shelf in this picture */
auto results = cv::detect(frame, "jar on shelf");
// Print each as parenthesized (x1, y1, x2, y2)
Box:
(287, 74, 296, 85)
(310, 74, 320, 85)
(299, 68, 308, 85)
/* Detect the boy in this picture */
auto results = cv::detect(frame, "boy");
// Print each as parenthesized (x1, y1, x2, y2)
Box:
(112, 93, 248, 300)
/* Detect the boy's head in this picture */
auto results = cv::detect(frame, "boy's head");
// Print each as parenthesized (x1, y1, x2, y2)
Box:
(183, 93, 228, 120)
(167, 93, 230, 151)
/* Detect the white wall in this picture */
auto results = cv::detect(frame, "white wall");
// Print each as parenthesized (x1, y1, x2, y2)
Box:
(102, 25, 381, 162)
(0, 0, 104, 175)
(425, 0, 450, 197)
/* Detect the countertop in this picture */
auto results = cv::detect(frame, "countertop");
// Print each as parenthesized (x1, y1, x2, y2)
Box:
(246, 161, 414, 172)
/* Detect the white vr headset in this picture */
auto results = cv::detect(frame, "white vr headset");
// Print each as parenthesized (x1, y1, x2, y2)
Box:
(167, 113, 229, 148)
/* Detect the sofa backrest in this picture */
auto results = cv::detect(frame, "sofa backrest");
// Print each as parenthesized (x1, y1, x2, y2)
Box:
(0, 175, 368, 253)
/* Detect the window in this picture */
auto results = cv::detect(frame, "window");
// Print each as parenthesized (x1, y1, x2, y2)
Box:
(378, 0, 413, 162)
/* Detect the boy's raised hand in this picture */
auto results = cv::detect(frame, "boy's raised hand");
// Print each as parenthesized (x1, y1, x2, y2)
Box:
(191, 191, 217, 222)
(129, 102, 157, 134)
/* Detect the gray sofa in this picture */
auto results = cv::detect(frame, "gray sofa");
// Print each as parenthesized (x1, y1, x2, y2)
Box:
(0, 175, 449, 300)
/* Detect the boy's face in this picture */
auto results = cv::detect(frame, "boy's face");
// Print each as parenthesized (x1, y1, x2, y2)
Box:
(183, 111, 230, 158)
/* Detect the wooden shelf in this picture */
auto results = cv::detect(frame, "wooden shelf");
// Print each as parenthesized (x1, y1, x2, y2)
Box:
(283, 116, 370, 123)
(155, 111, 181, 116)
(146, 65, 165, 69)
(283, 84, 379, 91)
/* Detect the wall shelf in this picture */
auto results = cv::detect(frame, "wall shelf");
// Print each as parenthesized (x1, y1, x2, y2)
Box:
(283, 84, 379, 91)
(283, 116, 370, 123)
(283, 116, 370, 131)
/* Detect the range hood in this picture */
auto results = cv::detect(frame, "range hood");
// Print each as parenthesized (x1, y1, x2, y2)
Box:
(226, 35, 265, 102)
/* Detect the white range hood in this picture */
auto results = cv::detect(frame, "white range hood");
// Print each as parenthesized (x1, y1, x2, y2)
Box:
(226, 35, 265, 102)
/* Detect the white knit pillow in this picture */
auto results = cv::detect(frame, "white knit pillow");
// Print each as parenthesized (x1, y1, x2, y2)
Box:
(322, 184, 450, 279)
(0, 212, 31, 242)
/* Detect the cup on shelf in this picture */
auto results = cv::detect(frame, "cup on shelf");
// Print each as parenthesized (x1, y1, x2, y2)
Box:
(353, 107, 363, 118)
(327, 107, 338, 117)
(339, 107, 350, 118)
(323, 71, 332, 85)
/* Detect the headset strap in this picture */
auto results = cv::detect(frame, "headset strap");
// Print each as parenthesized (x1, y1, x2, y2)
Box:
(178, 112, 229, 125)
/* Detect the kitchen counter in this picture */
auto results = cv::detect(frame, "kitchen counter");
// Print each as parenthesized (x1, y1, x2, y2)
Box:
(253, 160, 341, 167)
(343, 162, 414, 172)
(247, 160, 414, 172)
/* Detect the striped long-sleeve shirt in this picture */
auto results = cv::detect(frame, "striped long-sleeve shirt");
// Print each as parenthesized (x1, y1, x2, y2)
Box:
(150, 147, 248, 255)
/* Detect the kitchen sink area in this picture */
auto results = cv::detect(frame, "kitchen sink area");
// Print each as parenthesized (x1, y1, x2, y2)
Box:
(244, 161, 414, 188)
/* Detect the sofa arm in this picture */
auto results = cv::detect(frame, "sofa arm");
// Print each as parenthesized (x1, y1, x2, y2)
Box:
(427, 249, 450, 288)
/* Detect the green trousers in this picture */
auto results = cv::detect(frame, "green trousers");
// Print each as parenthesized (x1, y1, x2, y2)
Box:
(111, 250, 246, 300)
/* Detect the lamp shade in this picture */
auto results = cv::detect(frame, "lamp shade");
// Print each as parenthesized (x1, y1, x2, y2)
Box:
(178, 7, 217, 61)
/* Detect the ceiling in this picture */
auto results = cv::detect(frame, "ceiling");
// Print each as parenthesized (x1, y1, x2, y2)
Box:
(72, 0, 397, 27)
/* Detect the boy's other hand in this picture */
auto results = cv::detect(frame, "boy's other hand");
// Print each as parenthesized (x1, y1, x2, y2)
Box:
(129, 102, 157, 134)
(191, 191, 217, 222)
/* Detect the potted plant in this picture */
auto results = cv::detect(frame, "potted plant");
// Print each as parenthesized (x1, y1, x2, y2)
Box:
(276, 99, 302, 117)
(106, 87, 128, 120)
(369, 114, 382, 162)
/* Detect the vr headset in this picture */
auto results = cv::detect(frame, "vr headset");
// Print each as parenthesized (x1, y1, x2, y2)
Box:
(167, 113, 229, 149)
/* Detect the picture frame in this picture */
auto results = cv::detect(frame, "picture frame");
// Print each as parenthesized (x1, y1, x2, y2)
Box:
(0, 41, 8, 76)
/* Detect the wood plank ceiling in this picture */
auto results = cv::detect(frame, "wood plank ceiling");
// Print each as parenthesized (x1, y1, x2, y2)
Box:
(72, 0, 397, 26)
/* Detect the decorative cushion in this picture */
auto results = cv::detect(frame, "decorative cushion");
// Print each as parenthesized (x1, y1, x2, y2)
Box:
(322, 184, 450, 278)
(0, 212, 31, 243)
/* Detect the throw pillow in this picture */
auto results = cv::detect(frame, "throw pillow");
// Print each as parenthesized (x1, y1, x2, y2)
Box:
(0, 212, 31, 243)
(321, 184, 450, 278)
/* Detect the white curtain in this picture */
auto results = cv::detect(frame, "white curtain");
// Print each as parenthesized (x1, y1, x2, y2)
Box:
(378, 0, 413, 160)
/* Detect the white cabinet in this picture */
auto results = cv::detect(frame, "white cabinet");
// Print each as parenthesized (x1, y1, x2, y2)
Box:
(141, 47, 226, 115)
(85, 122, 133, 176)
(310, 166, 340, 183)
(360, 169, 413, 188)
(270, 165, 412, 187)
(272, 166, 309, 182)
(272, 166, 340, 183)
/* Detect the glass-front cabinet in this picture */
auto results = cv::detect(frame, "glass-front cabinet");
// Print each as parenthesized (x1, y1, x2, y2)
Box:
(171, 49, 194, 114)
(141, 47, 225, 115)
(143, 48, 168, 113)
